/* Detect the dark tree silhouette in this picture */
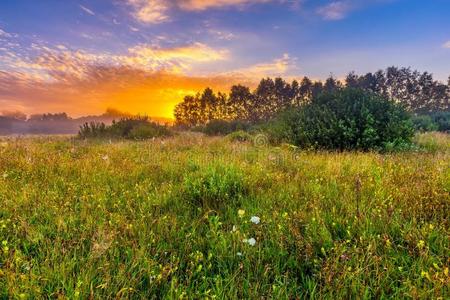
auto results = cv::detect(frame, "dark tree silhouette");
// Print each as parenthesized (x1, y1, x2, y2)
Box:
(174, 67, 449, 127)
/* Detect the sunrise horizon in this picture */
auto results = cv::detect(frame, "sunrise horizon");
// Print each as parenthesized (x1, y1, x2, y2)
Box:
(1, 0, 450, 119)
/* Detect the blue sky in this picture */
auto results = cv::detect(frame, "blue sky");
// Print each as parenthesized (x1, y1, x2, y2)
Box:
(0, 0, 449, 117)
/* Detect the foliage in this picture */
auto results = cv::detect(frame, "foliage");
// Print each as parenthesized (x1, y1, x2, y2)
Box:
(0, 133, 448, 298)
(412, 112, 450, 132)
(412, 114, 440, 132)
(174, 67, 449, 127)
(182, 164, 247, 209)
(226, 130, 252, 142)
(202, 119, 250, 136)
(272, 88, 415, 151)
(78, 121, 108, 138)
(78, 116, 172, 140)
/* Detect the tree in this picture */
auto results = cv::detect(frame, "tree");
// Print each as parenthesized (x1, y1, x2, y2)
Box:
(345, 72, 360, 88)
(324, 75, 340, 93)
(229, 85, 254, 121)
(299, 77, 313, 106)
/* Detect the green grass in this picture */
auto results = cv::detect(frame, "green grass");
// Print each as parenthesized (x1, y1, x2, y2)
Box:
(0, 132, 449, 299)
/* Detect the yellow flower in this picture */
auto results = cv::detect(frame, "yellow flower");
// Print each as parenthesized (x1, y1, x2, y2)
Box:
(417, 240, 425, 249)
(421, 270, 431, 280)
(386, 239, 392, 248)
(238, 209, 245, 218)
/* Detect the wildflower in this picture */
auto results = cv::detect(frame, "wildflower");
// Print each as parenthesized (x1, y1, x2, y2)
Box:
(417, 240, 425, 249)
(421, 270, 431, 280)
(282, 212, 288, 218)
(232, 225, 237, 232)
(2, 172, 7, 179)
(238, 209, 245, 218)
(243, 238, 256, 246)
(237, 252, 242, 256)
(250, 216, 260, 224)
(386, 239, 392, 248)
(102, 155, 109, 161)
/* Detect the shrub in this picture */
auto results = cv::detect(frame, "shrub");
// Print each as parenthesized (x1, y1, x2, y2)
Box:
(78, 122, 108, 138)
(272, 88, 414, 151)
(202, 120, 250, 136)
(226, 130, 252, 142)
(432, 111, 450, 132)
(412, 114, 439, 132)
(412, 112, 450, 132)
(251, 118, 293, 145)
(128, 123, 172, 140)
(78, 116, 172, 140)
(182, 164, 247, 209)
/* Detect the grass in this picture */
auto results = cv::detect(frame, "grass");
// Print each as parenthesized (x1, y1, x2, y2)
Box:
(0, 132, 448, 299)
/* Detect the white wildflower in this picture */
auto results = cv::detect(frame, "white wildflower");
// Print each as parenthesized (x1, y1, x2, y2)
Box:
(244, 238, 256, 246)
(250, 216, 260, 224)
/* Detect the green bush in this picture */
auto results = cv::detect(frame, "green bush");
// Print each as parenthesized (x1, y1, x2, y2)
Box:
(226, 130, 252, 142)
(412, 115, 439, 132)
(412, 112, 450, 132)
(432, 111, 450, 132)
(271, 88, 414, 151)
(78, 122, 108, 138)
(202, 120, 250, 136)
(128, 123, 172, 140)
(78, 116, 172, 140)
(182, 164, 247, 209)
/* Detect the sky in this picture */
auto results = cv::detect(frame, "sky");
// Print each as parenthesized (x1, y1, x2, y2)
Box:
(0, 0, 449, 118)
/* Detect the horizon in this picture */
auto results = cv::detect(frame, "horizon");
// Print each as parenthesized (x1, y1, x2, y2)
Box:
(1, 0, 450, 118)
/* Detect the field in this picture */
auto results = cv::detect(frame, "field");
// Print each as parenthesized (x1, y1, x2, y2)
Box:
(0, 132, 449, 299)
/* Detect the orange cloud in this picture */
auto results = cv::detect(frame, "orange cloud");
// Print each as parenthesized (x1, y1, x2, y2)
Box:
(0, 67, 248, 118)
(128, 0, 170, 24)
(0, 36, 295, 118)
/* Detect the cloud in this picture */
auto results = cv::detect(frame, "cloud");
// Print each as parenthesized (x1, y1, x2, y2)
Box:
(79, 5, 95, 16)
(443, 41, 450, 49)
(178, 0, 272, 11)
(209, 29, 236, 41)
(0, 40, 234, 117)
(126, 0, 295, 23)
(0, 43, 299, 118)
(317, 1, 352, 20)
(124, 43, 228, 72)
(127, 0, 170, 24)
(226, 53, 298, 78)
(0, 66, 247, 118)
(4, 41, 226, 76)
(0, 28, 12, 38)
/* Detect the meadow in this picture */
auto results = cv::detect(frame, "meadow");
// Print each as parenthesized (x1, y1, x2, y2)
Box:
(0, 132, 449, 299)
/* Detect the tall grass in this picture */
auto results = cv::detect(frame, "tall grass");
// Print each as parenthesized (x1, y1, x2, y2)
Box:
(0, 133, 448, 298)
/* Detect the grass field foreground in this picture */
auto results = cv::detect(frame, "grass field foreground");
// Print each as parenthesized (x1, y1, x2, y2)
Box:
(0, 132, 449, 298)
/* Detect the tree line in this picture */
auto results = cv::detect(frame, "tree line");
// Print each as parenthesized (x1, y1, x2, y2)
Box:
(174, 67, 450, 126)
